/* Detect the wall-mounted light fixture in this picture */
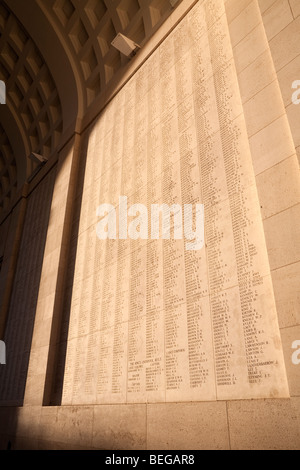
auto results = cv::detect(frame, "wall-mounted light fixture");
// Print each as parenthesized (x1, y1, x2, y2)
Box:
(111, 33, 140, 57)
(29, 152, 48, 164)
(27, 152, 48, 182)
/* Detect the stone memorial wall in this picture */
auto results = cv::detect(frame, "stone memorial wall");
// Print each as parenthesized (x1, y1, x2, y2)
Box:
(61, 0, 289, 405)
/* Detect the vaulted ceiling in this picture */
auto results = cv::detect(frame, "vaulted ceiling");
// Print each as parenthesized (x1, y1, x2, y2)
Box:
(0, 0, 180, 216)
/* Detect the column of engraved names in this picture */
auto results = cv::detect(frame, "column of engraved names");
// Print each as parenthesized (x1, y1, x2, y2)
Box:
(209, 18, 273, 387)
(160, 37, 189, 398)
(191, 10, 236, 390)
(72, 185, 99, 402)
(175, 33, 214, 398)
(73, 118, 109, 402)
(127, 68, 148, 400)
(96, 229, 117, 399)
(125, 76, 140, 397)
(145, 50, 165, 399)
(84, 120, 107, 401)
(110, 88, 132, 402)
(96, 99, 120, 400)
(88, 119, 110, 403)
(61, 129, 102, 403)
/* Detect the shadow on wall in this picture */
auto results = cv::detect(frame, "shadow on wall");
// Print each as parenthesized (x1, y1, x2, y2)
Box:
(0, 168, 57, 448)
(0, 119, 89, 448)
(42, 132, 89, 406)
